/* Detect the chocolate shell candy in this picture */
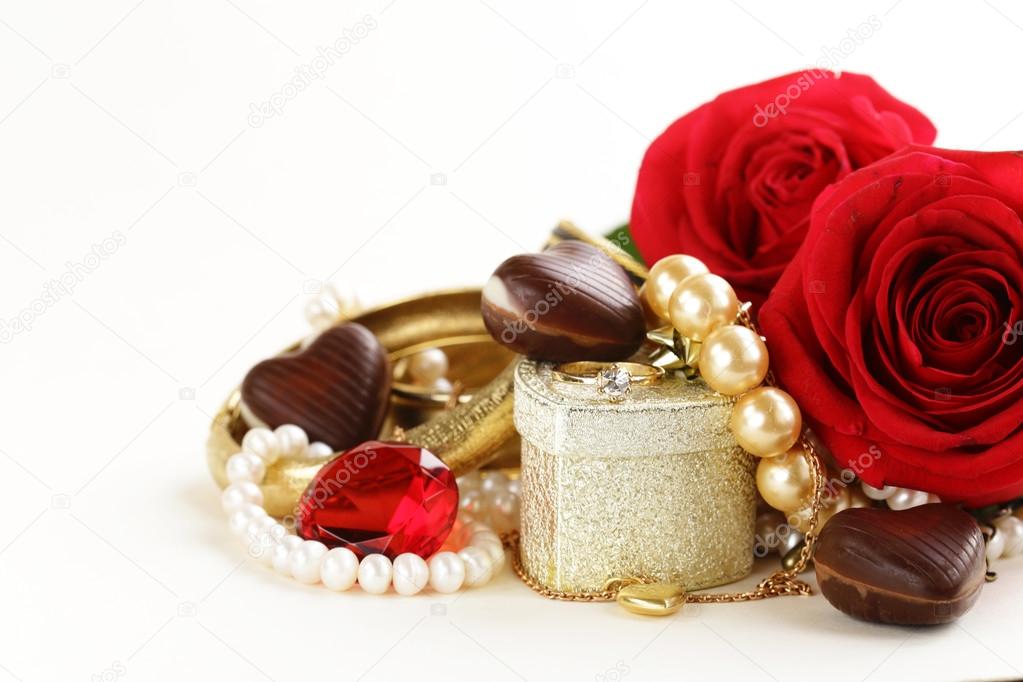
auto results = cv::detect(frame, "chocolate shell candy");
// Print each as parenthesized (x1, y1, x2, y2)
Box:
(814, 504, 986, 625)
(240, 322, 391, 451)
(481, 241, 646, 362)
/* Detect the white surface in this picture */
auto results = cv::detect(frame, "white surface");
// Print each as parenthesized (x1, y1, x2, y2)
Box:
(2, 1, 1023, 680)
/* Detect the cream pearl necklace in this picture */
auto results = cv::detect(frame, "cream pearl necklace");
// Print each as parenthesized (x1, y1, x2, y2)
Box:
(220, 424, 512, 595)
(644, 256, 814, 508)
(645, 253, 1023, 577)
(508, 255, 829, 615)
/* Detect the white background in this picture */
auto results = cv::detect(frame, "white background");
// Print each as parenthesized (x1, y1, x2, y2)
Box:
(2, 1, 1022, 680)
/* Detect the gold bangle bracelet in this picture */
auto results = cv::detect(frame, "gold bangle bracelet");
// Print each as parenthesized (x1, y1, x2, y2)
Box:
(207, 224, 649, 516)
(206, 288, 518, 516)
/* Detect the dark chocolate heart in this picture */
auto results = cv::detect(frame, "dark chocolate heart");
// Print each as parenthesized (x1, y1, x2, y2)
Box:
(814, 504, 986, 625)
(240, 323, 391, 451)
(481, 241, 646, 361)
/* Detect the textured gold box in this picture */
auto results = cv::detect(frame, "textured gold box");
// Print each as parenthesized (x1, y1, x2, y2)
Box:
(514, 359, 756, 593)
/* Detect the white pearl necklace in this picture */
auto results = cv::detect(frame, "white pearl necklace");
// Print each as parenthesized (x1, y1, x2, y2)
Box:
(861, 481, 941, 511)
(220, 424, 512, 595)
(861, 480, 1023, 563)
(987, 513, 1023, 563)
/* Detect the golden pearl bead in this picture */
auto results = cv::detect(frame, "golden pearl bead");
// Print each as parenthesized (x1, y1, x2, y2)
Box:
(638, 283, 665, 330)
(698, 324, 768, 395)
(730, 387, 802, 458)
(644, 255, 708, 321)
(756, 446, 815, 513)
(668, 273, 739, 342)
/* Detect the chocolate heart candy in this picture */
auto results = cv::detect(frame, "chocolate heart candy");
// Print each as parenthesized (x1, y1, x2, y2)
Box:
(814, 504, 986, 625)
(481, 241, 646, 361)
(240, 323, 391, 451)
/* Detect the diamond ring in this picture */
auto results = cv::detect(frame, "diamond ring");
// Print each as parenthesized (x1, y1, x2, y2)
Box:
(552, 361, 665, 402)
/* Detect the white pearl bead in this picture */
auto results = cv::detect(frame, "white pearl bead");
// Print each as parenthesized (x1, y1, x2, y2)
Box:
(241, 427, 280, 464)
(242, 515, 276, 548)
(274, 424, 309, 459)
(408, 348, 449, 384)
(289, 540, 328, 584)
(321, 548, 359, 591)
(228, 504, 265, 536)
(507, 479, 521, 497)
(304, 296, 340, 329)
(471, 530, 501, 547)
(459, 489, 483, 516)
(465, 522, 492, 536)
(488, 490, 520, 533)
(253, 522, 287, 565)
(358, 554, 393, 594)
(432, 377, 453, 393)
(306, 442, 334, 460)
(861, 481, 896, 501)
(472, 537, 505, 572)
(221, 482, 263, 514)
(995, 516, 1023, 558)
(392, 553, 430, 596)
(458, 546, 494, 587)
(886, 488, 929, 511)
(458, 472, 482, 494)
(268, 522, 289, 547)
(987, 528, 1007, 563)
(481, 472, 510, 495)
(428, 551, 465, 594)
(226, 452, 267, 485)
(272, 535, 303, 574)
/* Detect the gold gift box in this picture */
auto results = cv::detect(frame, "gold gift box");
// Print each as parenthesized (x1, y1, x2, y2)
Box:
(514, 359, 756, 593)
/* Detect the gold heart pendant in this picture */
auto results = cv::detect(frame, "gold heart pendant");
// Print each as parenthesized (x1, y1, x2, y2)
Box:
(616, 583, 687, 616)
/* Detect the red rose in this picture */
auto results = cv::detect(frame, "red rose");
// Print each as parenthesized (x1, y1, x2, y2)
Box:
(630, 70, 936, 307)
(761, 146, 1023, 506)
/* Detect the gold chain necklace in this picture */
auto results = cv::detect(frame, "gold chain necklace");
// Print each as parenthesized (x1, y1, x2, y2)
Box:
(503, 437, 824, 614)
(502, 301, 828, 615)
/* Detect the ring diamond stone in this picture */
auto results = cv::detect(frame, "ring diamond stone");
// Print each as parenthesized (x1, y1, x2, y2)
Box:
(597, 364, 632, 402)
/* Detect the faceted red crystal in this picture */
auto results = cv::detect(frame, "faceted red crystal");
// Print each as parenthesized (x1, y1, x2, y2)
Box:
(296, 441, 458, 559)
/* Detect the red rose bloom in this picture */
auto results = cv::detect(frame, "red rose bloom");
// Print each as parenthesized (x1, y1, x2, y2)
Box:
(761, 146, 1023, 506)
(630, 70, 936, 307)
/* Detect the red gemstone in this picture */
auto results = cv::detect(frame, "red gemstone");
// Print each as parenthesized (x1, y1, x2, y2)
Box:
(296, 441, 458, 559)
